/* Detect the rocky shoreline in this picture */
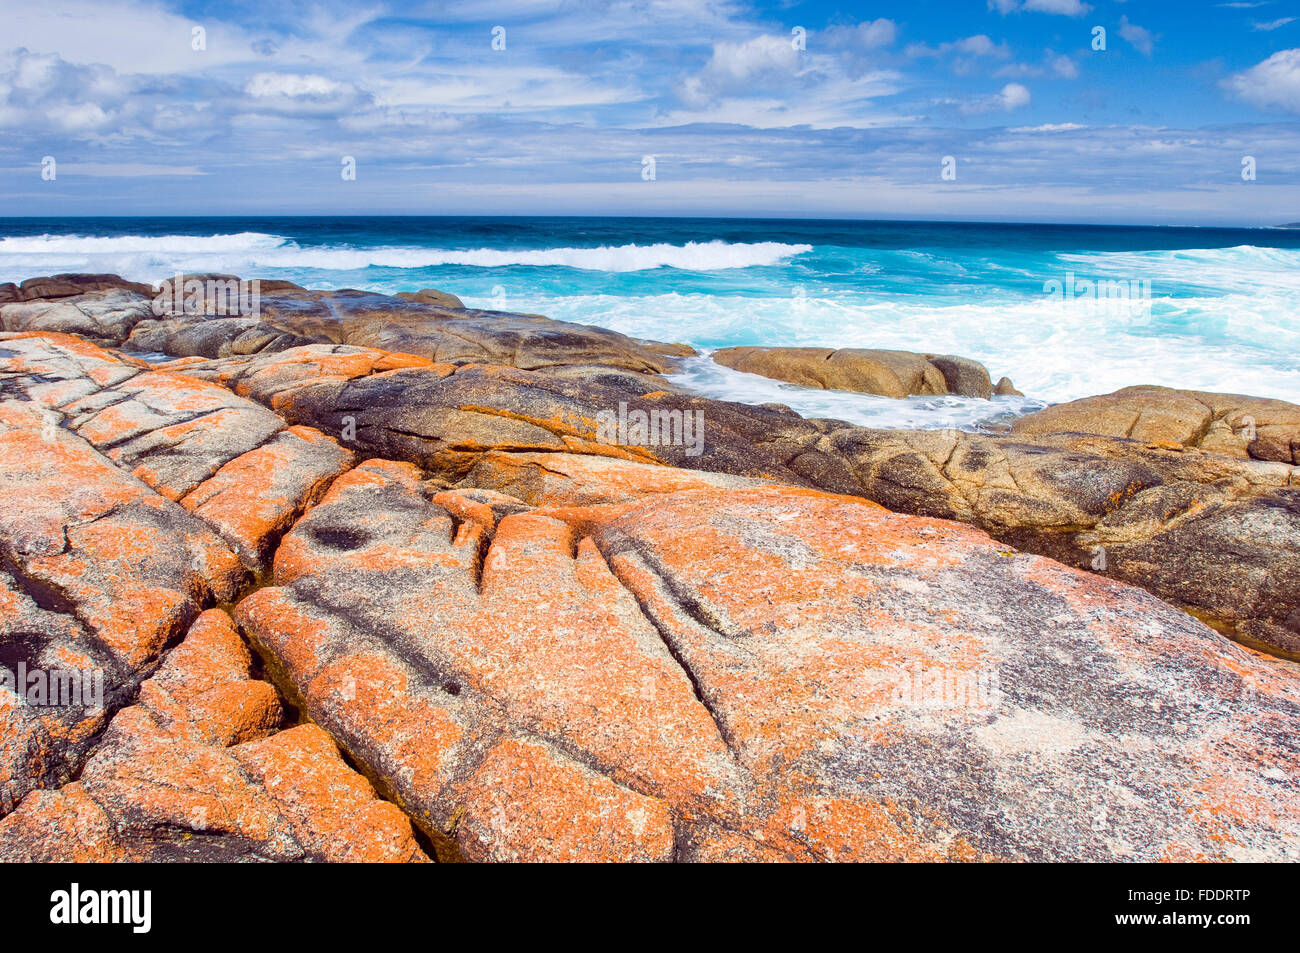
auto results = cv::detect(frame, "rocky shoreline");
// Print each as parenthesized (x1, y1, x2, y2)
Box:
(0, 273, 1297, 862)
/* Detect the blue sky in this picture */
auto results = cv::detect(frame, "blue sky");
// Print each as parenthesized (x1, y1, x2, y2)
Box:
(1, 0, 1298, 223)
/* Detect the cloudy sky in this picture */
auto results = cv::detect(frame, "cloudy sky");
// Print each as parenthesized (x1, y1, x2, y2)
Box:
(1, 0, 1298, 223)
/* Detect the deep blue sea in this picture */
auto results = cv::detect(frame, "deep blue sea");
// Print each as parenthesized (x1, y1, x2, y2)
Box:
(3, 216, 1298, 429)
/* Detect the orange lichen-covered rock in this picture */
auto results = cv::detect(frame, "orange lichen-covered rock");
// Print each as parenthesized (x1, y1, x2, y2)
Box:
(0, 333, 361, 816)
(454, 739, 675, 862)
(0, 610, 426, 862)
(236, 462, 1300, 861)
(180, 426, 354, 569)
(0, 400, 243, 670)
(460, 450, 771, 506)
(1, 332, 293, 502)
(156, 338, 1300, 656)
(0, 394, 246, 818)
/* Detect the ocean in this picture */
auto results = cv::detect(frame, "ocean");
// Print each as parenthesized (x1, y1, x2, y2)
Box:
(2, 216, 1298, 430)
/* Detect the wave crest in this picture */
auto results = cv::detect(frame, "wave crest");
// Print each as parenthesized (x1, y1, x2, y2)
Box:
(0, 233, 811, 274)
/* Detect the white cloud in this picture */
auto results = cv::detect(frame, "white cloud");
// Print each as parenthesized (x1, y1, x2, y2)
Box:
(1049, 53, 1079, 78)
(1252, 17, 1298, 31)
(939, 82, 1032, 114)
(46, 102, 110, 130)
(661, 71, 908, 128)
(908, 35, 1013, 59)
(996, 49, 1079, 79)
(851, 19, 898, 49)
(1009, 122, 1085, 132)
(1224, 48, 1300, 113)
(990, 0, 1093, 16)
(707, 35, 799, 83)
(246, 74, 351, 98)
(998, 82, 1032, 109)
(676, 35, 803, 109)
(56, 162, 208, 176)
(1119, 16, 1155, 56)
(0, 49, 136, 135)
(0, 0, 267, 74)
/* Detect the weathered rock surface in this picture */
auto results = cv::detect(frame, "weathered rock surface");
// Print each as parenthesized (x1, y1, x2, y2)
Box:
(158, 343, 1300, 656)
(1, 333, 355, 560)
(0, 273, 692, 374)
(0, 610, 426, 862)
(0, 289, 156, 346)
(236, 465, 1300, 861)
(1013, 385, 1300, 464)
(462, 450, 771, 506)
(0, 391, 243, 813)
(160, 344, 821, 484)
(18, 273, 154, 301)
(2, 279, 1299, 863)
(135, 287, 677, 372)
(712, 346, 1009, 399)
(179, 426, 354, 570)
(830, 427, 1300, 657)
(0, 333, 359, 812)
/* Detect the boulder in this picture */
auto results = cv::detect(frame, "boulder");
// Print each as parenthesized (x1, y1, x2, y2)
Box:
(712, 346, 1005, 399)
(153, 273, 303, 296)
(829, 427, 1300, 656)
(994, 376, 1023, 397)
(18, 273, 153, 301)
(235, 466, 1300, 861)
(1012, 385, 1300, 464)
(0, 289, 156, 345)
(396, 288, 465, 308)
(925, 353, 995, 399)
(129, 288, 675, 373)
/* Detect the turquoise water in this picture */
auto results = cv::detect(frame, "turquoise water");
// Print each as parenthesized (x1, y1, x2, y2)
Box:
(2, 216, 1297, 428)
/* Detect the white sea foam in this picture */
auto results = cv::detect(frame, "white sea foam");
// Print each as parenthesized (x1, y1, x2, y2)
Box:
(668, 356, 1045, 430)
(0, 233, 812, 279)
(493, 289, 1300, 424)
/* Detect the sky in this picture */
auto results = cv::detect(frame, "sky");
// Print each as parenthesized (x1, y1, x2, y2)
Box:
(0, 0, 1298, 224)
